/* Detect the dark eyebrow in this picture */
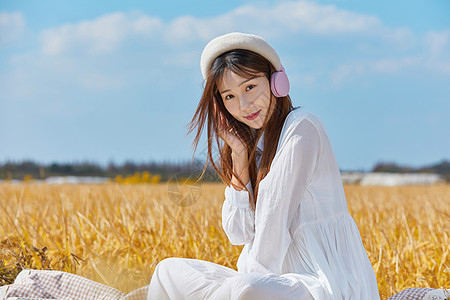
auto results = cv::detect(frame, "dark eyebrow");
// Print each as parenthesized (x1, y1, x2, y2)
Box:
(220, 75, 260, 94)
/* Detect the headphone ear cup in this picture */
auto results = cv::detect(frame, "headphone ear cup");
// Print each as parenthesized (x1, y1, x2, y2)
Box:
(270, 69, 290, 98)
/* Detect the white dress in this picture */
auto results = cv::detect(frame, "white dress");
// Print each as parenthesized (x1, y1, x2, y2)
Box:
(148, 107, 381, 300)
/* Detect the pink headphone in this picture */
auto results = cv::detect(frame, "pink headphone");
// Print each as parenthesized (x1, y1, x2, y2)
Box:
(270, 64, 290, 98)
(201, 32, 290, 98)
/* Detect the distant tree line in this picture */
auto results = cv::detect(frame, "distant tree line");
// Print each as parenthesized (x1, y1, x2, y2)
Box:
(372, 159, 450, 181)
(0, 159, 448, 182)
(0, 159, 220, 182)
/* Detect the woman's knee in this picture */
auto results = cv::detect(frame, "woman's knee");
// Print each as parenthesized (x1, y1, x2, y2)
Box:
(224, 274, 265, 300)
(154, 257, 184, 275)
(149, 258, 189, 300)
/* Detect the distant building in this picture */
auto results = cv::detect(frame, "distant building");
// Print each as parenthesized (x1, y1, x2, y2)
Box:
(1, 173, 445, 186)
(340, 172, 366, 184)
(341, 172, 445, 186)
(44, 176, 109, 184)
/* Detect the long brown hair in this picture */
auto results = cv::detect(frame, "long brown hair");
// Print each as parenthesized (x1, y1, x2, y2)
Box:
(187, 49, 296, 211)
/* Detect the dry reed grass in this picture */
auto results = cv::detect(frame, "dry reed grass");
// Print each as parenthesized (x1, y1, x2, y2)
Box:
(0, 182, 449, 299)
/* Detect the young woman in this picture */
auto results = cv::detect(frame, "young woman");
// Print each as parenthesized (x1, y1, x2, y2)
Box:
(145, 32, 446, 300)
(150, 31, 382, 299)
(1, 32, 447, 300)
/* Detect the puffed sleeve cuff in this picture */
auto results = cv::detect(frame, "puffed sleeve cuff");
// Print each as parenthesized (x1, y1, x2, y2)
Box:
(224, 180, 253, 208)
(222, 180, 255, 245)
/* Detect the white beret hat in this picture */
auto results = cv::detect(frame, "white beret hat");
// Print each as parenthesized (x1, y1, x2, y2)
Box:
(200, 32, 282, 80)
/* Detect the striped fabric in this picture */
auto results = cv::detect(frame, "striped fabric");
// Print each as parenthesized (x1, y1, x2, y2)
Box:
(387, 288, 435, 300)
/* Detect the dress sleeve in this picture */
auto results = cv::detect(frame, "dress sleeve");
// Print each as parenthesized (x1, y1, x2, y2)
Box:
(222, 179, 255, 245)
(241, 118, 322, 275)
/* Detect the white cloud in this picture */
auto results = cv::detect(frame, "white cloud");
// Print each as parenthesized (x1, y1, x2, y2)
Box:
(162, 1, 385, 44)
(40, 11, 162, 55)
(421, 29, 450, 74)
(165, 16, 203, 44)
(431, 61, 450, 74)
(272, 1, 381, 34)
(329, 56, 425, 86)
(0, 11, 26, 46)
(7, 0, 450, 95)
(370, 56, 422, 73)
(38, 1, 391, 54)
(328, 27, 450, 86)
(425, 29, 450, 58)
(330, 62, 366, 87)
(381, 27, 417, 49)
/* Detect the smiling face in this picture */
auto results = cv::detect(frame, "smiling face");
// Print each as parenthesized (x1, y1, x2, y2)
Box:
(218, 69, 275, 130)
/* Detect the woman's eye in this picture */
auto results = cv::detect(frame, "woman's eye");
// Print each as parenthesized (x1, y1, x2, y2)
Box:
(225, 94, 234, 100)
(246, 84, 255, 91)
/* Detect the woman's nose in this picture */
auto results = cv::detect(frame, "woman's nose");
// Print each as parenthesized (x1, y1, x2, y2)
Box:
(239, 93, 253, 111)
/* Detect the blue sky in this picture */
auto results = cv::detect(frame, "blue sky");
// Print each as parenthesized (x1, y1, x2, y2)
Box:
(1, 0, 449, 171)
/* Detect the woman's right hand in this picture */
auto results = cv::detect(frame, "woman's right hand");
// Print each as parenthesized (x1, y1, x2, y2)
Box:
(213, 100, 247, 156)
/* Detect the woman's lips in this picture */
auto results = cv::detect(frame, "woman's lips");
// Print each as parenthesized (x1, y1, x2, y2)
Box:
(245, 110, 261, 120)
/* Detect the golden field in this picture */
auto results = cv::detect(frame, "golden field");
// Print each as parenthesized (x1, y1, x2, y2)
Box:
(0, 182, 449, 299)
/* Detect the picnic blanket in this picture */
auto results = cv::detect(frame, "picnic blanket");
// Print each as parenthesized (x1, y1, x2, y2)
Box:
(0, 269, 148, 300)
(0, 269, 448, 299)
